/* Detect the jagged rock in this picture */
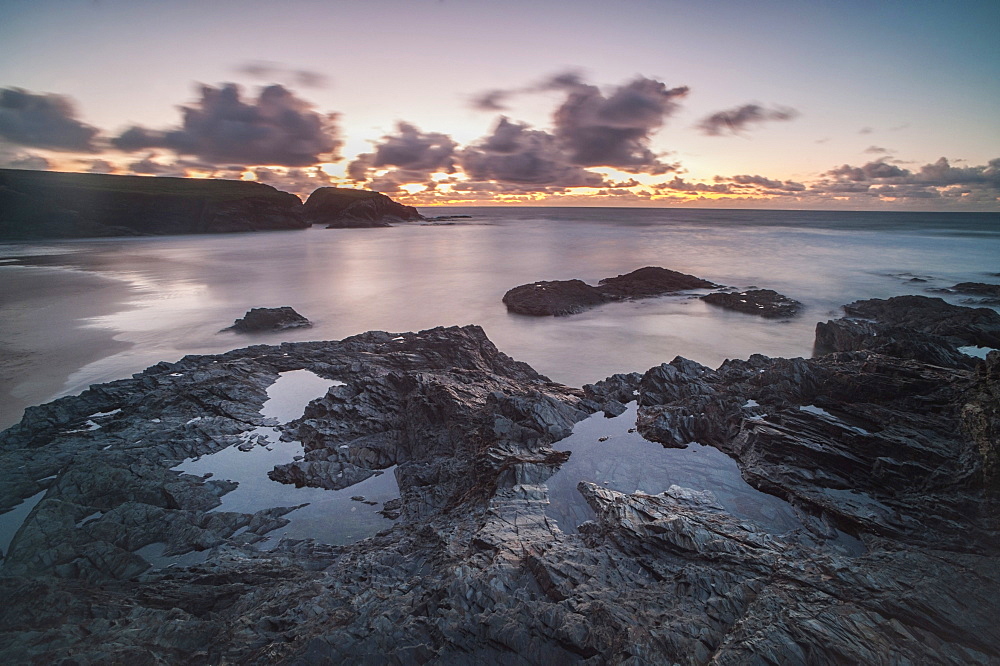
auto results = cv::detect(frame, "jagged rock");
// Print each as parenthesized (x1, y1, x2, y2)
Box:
(1, 311, 999, 664)
(225, 306, 312, 333)
(842, 295, 1000, 348)
(701, 288, 802, 318)
(941, 282, 1000, 297)
(503, 266, 718, 317)
(303, 187, 424, 228)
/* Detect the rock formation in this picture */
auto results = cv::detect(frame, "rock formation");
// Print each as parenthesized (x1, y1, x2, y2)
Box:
(303, 187, 425, 228)
(225, 307, 312, 333)
(503, 266, 719, 316)
(0, 168, 307, 239)
(1, 303, 998, 663)
(701, 288, 802, 318)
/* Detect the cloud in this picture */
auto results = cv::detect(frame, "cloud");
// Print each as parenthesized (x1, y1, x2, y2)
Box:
(656, 177, 732, 194)
(859, 127, 874, 135)
(718, 174, 805, 192)
(250, 166, 332, 197)
(469, 73, 686, 174)
(458, 117, 611, 190)
(696, 103, 798, 136)
(824, 159, 910, 181)
(348, 122, 456, 184)
(864, 145, 892, 154)
(0, 87, 100, 151)
(236, 61, 329, 88)
(2, 152, 51, 170)
(551, 77, 688, 173)
(471, 89, 512, 112)
(112, 83, 341, 167)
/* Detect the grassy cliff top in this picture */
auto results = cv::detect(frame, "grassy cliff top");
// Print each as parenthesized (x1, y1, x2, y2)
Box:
(0, 168, 294, 203)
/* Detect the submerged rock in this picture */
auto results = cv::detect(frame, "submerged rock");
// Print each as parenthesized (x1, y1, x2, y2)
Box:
(701, 288, 802, 318)
(503, 266, 718, 316)
(1, 306, 999, 663)
(225, 306, 312, 333)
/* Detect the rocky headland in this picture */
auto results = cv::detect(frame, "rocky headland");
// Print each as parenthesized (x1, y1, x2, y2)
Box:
(0, 169, 423, 239)
(1, 299, 999, 663)
(303, 187, 425, 228)
(503, 266, 719, 316)
(0, 168, 307, 238)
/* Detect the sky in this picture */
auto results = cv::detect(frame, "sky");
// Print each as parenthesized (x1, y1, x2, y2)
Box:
(0, 0, 998, 210)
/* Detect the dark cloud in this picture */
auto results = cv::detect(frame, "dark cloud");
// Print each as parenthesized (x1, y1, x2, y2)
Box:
(696, 103, 798, 136)
(552, 77, 687, 173)
(721, 174, 805, 192)
(5, 152, 51, 170)
(824, 159, 910, 181)
(348, 122, 456, 183)
(250, 166, 331, 197)
(808, 156, 1000, 202)
(859, 127, 874, 135)
(0, 87, 99, 151)
(84, 159, 116, 174)
(112, 83, 341, 167)
(236, 61, 329, 88)
(459, 117, 611, 190)
(128, 153, 171, 174)
(864, 145, 892, 154)
(656, 177, 732, 194)
(471, 90, 512, 112)
(469, 73, 686, 174)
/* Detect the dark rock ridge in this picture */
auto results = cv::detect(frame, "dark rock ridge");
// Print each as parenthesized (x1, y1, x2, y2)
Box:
(0, 168, 307, 239)
(2, 306, 999, 663)
(815, 295, 1000, 367)
(503, 266, 719, 316)
(701, 288, 802, 318)
(224, 307, 312, 333)
(303, 187, 425, 228)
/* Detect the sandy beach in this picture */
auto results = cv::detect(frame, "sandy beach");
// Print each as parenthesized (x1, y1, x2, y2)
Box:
(0, 261, 137, 429)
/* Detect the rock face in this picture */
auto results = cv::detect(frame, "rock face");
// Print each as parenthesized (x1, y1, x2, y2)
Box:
(503, 266, 718, 316)
(225, 307, 312, 333)
(815, 295, 1000, 366)
(701, 288, 802, 318)
(0, 168, 307, 239)
(303, 187, 425, 228)
(1, 307, 999, 663)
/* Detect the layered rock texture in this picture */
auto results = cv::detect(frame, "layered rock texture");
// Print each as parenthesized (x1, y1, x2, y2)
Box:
(303, 187, 425, 228)
(503, 266, 719, 316)
(1, 301, 999, 663)
(0, 168, 307, 238)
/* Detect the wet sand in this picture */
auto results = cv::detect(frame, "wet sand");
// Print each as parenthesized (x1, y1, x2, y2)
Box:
(0, 264, 137, 430)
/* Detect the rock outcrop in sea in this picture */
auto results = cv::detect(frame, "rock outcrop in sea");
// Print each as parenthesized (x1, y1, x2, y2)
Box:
(303, 187, 425, 228)
(1, 301, 998, 663)
(503, 266, 719, 316)
(700, 288, 802, 318)
(225, 307, 312, 333)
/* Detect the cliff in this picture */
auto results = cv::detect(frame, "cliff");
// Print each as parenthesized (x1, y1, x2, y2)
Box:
(0, 169, 307, 239)
(303, 187, 425, 227)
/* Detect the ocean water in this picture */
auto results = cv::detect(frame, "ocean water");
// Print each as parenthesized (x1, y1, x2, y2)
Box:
(3, 207, 998, 400)
(1, 207, 997, 551)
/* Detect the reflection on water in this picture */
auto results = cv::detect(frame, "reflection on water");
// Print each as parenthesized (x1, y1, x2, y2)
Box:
(546, 403, 803, 535)
(173, 369, 400, 549)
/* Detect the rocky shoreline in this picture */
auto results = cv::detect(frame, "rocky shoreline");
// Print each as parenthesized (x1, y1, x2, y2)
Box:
(0, 297, 998, 663)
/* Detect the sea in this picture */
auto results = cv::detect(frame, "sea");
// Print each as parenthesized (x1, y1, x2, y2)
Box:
(1, 207, 998, 552)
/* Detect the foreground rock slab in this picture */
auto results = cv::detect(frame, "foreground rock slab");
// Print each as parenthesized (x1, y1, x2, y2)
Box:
(1, 304, 999, 663)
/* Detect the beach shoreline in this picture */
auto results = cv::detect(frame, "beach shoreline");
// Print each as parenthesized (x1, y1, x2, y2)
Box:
(0, 263, 137, 430)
